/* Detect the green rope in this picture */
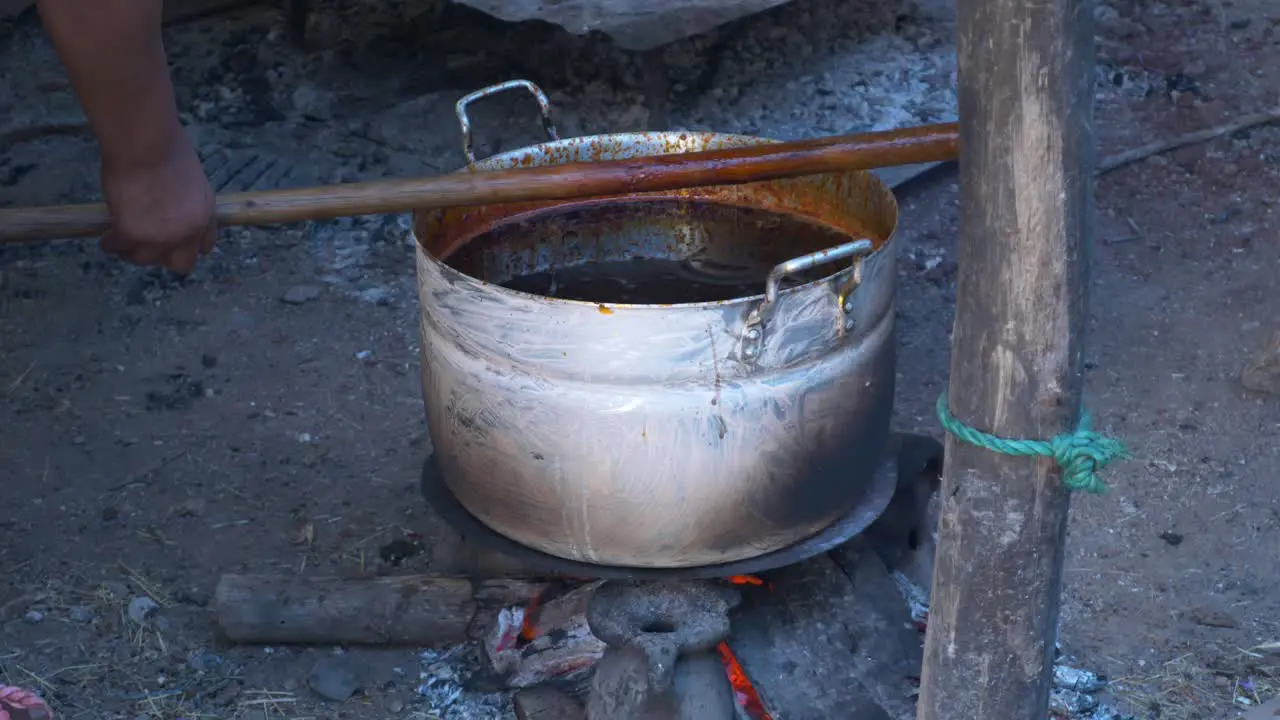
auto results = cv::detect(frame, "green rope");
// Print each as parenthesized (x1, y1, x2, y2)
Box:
(935, 391, 1129, 494)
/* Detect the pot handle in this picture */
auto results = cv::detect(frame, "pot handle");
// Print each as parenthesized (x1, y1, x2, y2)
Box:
(763, 239, 874, 305)
(455, 79, 561, 167)
(741, 238, 876, 360)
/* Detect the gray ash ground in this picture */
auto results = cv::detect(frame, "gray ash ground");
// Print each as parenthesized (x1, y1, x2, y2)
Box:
(3, 0, 1280, 718)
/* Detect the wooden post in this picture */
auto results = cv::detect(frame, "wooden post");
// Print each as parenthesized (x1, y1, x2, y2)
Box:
(916, 0, 1095, 716)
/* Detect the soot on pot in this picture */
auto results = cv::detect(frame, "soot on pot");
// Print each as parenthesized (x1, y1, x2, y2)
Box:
(444, 198, 866, 305)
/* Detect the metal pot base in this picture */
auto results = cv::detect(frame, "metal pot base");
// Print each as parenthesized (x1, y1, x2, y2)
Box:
(420, 432, 942, 580)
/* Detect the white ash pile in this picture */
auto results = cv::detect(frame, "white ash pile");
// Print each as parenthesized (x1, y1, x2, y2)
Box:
(416, 645, 514, 719)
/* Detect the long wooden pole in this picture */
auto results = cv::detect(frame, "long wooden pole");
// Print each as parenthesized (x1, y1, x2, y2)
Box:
(0, 122, 957, 244)
(916, 0, 1094, 716)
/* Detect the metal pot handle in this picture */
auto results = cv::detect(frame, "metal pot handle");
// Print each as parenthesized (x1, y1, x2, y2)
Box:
(456, 79, 561, 167)
(741, 238, 876, 360)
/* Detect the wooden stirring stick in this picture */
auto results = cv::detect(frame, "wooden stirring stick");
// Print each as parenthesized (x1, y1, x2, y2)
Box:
(0, 122, 958, 244)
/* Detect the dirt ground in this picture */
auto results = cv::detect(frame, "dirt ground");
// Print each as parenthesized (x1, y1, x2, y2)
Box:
(1, 0, 1278, 718)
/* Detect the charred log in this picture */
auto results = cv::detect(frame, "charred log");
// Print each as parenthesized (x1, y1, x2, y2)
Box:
(213, 573, 542, 646)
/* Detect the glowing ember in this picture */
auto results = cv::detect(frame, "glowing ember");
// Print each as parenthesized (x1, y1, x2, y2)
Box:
(717, 641, 773, 720)
(519, 587, 545, 643)
(726, 574, 776, 591)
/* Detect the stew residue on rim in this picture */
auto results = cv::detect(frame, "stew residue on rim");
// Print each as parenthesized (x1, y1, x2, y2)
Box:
(443, 197, 872, 306)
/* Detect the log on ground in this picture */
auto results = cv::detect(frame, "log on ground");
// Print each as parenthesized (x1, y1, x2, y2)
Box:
(214, 573, 542, 646)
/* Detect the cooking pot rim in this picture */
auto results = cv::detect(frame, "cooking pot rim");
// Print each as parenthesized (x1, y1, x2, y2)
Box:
(431, 197, 885, 312)
(420, 79, 900, 312)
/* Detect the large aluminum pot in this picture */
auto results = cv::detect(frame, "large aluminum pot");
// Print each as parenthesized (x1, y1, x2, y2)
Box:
(413, 80, 900, 569)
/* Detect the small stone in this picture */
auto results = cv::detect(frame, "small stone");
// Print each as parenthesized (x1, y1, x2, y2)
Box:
(1093, 3, 1142, 36)
(1049, 688, 1099, 716)
(281, 285, 322, 305)
(386, 698, 405, 713)
(1158, 531, 1184, 546)
(1189, 607, 1239, 629)
(211, 681, 242, 706)
(309, 657, 363, 702)
(1169, 143, 1207, 174)
(357, 287, 392, 306)
(68, 606, 95, 623)
(416, 653, 456, 679)
(292, 85, 333, 120)
(188, 650, 224, 673)
(1243, 695, 1280, 720)
(170, 498, 206, 518)
(201, 353, 218, 369)
(101, 581, 129, 599)
(1053, 664, 1107, 693)
(174, 586, 210, 607)
(171, 497, 206, 517)
(1093, 3, 1120, 23)
(1241, 330, 1280, 394)
(24, 609, 43, 623)
(127, 596, 160, 624)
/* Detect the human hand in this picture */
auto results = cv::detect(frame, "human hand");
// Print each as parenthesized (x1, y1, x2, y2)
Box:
(99, 132, 217, 275)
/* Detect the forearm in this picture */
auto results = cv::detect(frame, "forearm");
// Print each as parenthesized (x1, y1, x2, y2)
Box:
(36, 0, 185, 173)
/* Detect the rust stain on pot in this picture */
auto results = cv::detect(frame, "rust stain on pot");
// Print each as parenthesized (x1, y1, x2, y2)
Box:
(416, 132, 898, 270)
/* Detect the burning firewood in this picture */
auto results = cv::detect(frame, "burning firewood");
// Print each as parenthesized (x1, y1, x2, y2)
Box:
(483, 580, 607, 692)
(717, 642, 773, 720)
(470, 560, 919, 720)
(483, 576, 782, 719)
(214, 540, 924, 720)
